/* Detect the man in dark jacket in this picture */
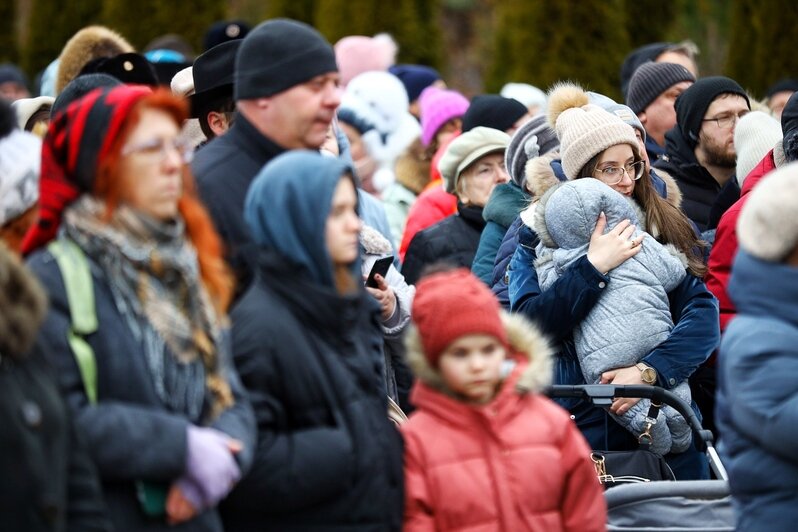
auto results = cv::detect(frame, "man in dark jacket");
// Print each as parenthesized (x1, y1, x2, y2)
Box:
(191, 18, 340, 293)
(654, 77, 750, 232)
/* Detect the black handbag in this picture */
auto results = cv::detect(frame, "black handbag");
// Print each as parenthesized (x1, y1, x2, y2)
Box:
(590, 402, 676, 489)
(590, 449, 676, 489)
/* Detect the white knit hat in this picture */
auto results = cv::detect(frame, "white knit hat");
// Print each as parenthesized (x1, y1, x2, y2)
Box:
(0, 129, 41, 226)
(437, 126, 510, 194)
(734, 111, 783, 187)
(547, 82, 641, 180)
(737, 162, 798, 262)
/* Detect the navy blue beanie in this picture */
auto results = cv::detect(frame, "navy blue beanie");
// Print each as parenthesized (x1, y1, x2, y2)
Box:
(388, 64, 440, 103)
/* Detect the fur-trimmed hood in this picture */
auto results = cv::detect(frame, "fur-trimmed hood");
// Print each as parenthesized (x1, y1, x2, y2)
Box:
(360, 224, 393, 256)
(406, 312, 553, 396)
(0, 243, 47, 361)
(56, 26, 134, 95)
(394, 137, 431, 195)
(524, 150, 562, 200)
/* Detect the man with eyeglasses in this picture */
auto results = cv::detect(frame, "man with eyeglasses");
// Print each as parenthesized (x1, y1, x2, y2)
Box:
(654, 76, 750, 232)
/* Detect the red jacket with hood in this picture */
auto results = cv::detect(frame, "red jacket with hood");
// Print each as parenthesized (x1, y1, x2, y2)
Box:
(706, 146, 785, 332)
(401, 313, 606, 532)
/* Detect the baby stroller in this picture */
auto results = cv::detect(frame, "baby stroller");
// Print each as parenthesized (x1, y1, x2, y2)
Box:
(548, 384, 735, 531)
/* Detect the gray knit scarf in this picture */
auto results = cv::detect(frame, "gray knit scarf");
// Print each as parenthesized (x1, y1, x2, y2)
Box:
(62, 196, 233, 422)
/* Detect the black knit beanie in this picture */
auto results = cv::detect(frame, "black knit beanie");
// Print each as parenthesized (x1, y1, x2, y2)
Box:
(675, 76, 750, 149)
(462, 94, 528, 133)
(626, 61, 695, 114)
(781, 92, 798, 162)
(235, 19, 337, 100)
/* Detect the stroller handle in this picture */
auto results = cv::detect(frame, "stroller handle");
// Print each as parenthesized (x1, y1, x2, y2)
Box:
(546, 384, 714, 452)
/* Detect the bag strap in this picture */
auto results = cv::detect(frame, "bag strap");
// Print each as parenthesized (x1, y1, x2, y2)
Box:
(637, 401, 662, 451)
(48, 239, 99, 405)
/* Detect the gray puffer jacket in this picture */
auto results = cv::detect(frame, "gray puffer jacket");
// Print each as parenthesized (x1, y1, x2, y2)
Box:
(530, 178, 691, 455)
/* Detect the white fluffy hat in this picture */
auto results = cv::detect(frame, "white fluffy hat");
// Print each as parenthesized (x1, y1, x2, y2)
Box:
(547, 82, 641, 180)
(734, 111, 782, 187)
(737, 162, 798, 262)
(0, 130, 41, 226)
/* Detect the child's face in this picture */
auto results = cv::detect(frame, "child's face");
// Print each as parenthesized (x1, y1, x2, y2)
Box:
(438, 334, 506, 405)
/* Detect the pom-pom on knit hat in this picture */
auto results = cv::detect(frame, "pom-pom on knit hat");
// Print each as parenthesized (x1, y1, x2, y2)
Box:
(737, 162, 798, 262)
(334, 36, 394, 88)
(547, 82, 640, 180)
(412, 268, 508, 367)
(419, 86, 469, 147)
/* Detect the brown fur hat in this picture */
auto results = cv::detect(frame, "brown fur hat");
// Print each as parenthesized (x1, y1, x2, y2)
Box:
(56, 26, 134, 95)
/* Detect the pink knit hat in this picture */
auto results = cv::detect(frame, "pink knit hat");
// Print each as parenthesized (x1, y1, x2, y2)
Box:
(419, 86, 470, 147)
(335, 36, 394, 88)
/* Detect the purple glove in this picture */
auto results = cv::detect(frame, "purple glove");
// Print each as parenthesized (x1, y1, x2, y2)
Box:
(180, 426, 242, 509)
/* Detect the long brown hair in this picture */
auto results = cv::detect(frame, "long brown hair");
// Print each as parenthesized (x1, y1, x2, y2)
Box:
(580, 148, 706, 277)
(93, 89, 234, 312)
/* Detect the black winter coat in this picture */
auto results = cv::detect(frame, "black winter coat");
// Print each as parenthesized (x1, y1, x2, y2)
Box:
(192, 115, 285, 294)
(0, 346, 110, 532)
(221, 251, 404, 531)
(654, 127, 723, 232)
(401, 202, 486, 285)
(28, 247, 257, 532)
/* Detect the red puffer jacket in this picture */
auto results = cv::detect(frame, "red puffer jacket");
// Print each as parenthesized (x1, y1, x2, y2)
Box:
(401, 314, 606, 532)
(706, 148, 782, 332)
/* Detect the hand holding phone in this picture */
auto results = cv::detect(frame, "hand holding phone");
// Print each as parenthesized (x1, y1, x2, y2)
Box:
(366, 256, 393, 288)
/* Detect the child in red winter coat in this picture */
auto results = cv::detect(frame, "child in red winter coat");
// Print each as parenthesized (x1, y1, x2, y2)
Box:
(402, 268, 607, 531)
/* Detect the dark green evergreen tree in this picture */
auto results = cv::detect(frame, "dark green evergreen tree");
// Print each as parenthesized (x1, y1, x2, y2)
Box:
(622, 0, 681, 48)
(313, 0, 442, 68)
(23, 0, 103, 77)
(726, 0, 798, 98)
(488, 0, 629, 100)
(264, 0, 316, 24)
(101, 0, 225, 52)
(0, 0, 17, 64)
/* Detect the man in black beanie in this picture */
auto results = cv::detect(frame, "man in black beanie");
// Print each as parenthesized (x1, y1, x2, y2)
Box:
(654, 76, 750, 232)
(192, 18, 340, 294)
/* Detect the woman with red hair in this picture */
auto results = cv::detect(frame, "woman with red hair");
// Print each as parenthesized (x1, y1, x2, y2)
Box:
(24, 85, 255, 532)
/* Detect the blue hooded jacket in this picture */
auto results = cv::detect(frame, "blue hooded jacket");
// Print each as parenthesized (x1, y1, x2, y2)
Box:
(717, 251, 798, 531)
(244, 150, 359, 289)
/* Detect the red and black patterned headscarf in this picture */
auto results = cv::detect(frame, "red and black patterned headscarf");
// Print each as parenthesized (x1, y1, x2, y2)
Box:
(21, 85, 151, 255)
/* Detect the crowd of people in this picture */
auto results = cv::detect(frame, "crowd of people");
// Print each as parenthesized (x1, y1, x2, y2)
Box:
(1, 15, 797, 532)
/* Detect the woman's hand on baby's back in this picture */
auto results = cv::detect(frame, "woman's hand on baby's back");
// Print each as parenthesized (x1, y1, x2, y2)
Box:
(587, 212, 643, 275)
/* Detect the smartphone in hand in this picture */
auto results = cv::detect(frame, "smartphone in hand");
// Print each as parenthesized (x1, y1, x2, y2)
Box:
(366, 256, 393, 288)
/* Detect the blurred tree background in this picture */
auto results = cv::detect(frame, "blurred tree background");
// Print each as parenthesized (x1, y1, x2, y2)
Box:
(2, 0, 796, 100)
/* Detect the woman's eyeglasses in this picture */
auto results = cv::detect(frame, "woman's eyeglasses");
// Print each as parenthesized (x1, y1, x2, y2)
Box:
(122, 137, 194, 164)
(594, 161, 645, 185)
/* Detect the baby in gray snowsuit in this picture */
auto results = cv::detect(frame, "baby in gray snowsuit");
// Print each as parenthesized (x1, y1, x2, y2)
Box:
(529, 178, 691, 455)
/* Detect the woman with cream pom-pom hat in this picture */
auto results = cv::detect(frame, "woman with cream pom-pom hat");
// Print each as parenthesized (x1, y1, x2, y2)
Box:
(508, 82, 719, 480)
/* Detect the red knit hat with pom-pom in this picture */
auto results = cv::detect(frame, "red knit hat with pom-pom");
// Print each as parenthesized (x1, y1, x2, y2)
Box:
(412, 268, 508, 367)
